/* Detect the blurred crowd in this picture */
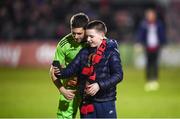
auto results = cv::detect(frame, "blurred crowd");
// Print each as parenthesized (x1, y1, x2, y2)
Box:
(0, 0, 180, 43)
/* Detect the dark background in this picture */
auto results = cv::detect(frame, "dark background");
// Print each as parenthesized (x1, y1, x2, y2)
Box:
(0, 0, 179, 44)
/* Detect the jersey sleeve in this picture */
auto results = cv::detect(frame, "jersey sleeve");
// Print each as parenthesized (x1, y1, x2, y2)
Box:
(53, 41, 66, 66)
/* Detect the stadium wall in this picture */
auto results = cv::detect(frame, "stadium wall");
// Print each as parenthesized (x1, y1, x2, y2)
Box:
(0, 41, 180, 68)
(0, 41, 56, 68)
(120, 43, 180, 68)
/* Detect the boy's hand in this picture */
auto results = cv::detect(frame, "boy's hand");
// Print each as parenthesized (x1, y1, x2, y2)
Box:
(53, 66, 61, 76)
(85, 83, 100, 96)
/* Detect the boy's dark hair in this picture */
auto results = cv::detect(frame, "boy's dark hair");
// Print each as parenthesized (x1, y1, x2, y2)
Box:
(86, 20, 107, 34)
(70, 13, 89, 29)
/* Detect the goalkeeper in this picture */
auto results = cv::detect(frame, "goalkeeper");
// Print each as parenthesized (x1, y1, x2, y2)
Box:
(50, 13, 89, 118)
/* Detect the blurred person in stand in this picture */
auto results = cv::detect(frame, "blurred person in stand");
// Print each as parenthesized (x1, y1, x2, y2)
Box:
(137, 9, 166, 91)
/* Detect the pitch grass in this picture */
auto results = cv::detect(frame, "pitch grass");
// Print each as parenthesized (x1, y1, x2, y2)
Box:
(0, 67, 180, 118)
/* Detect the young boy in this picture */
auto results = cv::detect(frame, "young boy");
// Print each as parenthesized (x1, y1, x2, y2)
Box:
(52, 20, 123, 118)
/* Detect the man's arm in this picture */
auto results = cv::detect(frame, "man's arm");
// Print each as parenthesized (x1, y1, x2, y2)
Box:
(50, 39, 76, 100)
(50, 47, 84, 100)
(49, 65, 75, 100)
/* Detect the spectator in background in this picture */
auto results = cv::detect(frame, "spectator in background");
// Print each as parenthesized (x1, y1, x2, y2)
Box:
(137, 9, 166, 91)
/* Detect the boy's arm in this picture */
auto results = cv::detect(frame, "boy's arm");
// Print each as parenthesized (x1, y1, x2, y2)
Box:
(98, 48, 123, 90)
(55, 49, 83, 79)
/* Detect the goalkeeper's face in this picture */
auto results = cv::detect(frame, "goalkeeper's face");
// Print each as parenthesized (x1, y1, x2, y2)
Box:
(71, 27, 86, 43)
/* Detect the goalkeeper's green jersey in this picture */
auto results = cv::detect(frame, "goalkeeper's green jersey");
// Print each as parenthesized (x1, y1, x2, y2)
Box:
(53, 34, 86, 88)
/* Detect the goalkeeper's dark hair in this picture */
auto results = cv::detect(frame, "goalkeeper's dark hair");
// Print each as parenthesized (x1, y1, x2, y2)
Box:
(86, 20, 107, 34)
(70, 13, 89, 29)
